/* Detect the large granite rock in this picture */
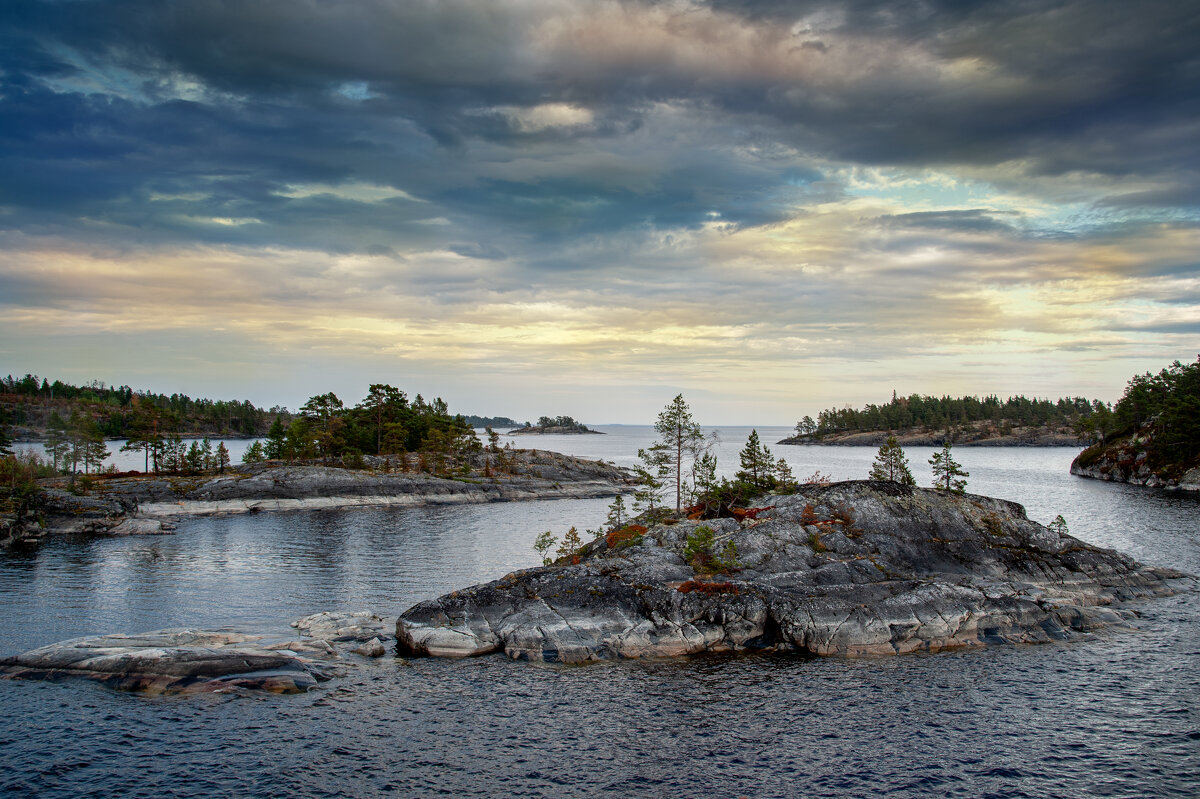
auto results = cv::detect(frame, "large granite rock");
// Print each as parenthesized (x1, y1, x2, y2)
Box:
(0, 610, 402, 694)
(397, 481, 1190, 663)
(0, 629, 330, 694)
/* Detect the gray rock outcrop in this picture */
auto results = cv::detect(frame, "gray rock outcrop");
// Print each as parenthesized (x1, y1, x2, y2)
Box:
(0, 629, 330, 694)
(396, 481, 1189, 663)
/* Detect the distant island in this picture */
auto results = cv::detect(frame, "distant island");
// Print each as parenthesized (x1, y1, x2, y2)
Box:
(460, 414, 526, 429)
(1071, 357, 1199, 491)
(779, 392, 1099, 447)
(509, 415, 603, 435)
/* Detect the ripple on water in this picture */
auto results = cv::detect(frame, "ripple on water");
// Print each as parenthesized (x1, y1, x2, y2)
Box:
(1, 447, 1198, 797)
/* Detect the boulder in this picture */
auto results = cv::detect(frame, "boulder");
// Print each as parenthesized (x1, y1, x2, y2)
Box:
(397, 481, 1191, 663)
(292, 611, 393, 643)
(0, 629, 330, 694)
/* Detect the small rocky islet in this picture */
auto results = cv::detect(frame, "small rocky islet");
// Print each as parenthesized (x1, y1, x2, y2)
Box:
(0, 612, 395, 695)
(396, 481, 1191, 663)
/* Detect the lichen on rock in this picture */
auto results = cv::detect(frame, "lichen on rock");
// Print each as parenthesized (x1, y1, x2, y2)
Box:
(396, 481, 1191, 663)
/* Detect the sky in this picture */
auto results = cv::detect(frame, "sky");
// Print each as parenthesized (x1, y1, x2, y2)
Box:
(1, 0, 1197, 424)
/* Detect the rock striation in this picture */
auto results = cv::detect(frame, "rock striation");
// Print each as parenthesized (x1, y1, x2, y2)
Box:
(396, 481, 1189, 663)
(0, 629, 330, 694)
(0, 610, 402, 694)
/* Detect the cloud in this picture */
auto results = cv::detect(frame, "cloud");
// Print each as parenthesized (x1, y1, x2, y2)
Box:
(1, 0, 1197, 419)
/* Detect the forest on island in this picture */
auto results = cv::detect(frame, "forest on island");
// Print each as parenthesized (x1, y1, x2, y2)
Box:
(0, 374, 277, 438)
(793, 393, 1104, 439)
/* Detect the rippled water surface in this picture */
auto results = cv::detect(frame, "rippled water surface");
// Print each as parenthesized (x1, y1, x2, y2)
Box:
(2, 435, 1197, 798)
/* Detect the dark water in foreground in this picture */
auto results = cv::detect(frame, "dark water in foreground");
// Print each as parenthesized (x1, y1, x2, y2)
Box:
(1, 443, 1197, 798)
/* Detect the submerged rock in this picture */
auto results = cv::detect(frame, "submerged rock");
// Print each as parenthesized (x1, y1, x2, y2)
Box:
(397, 481, 1190, 663)
(0, 629, 330, 694)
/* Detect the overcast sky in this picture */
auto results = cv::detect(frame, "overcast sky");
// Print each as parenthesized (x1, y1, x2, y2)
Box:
(2, 0, 1197, 423)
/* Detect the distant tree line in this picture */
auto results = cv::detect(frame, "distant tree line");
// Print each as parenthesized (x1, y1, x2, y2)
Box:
(460, 414, 525, 429)
(0, 373, 274, 438)
(794, 393, 1103, 438)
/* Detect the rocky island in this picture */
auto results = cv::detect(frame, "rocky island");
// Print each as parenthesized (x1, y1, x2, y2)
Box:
(0, 611, 396, 695)
(508, 415, 603, 435)
(1069, 358, 1199, 492)
(396, 481, 1189, 662)
(3, 451, 632, 546)
(779, 423, 1082, 447)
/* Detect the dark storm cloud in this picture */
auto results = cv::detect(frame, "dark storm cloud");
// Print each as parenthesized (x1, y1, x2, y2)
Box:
(1, 0, 1197, 257)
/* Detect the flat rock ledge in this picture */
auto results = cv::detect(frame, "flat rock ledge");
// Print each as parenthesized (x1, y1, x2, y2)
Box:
(396, 481, 1191, 663)
(0, 611, 400, 694)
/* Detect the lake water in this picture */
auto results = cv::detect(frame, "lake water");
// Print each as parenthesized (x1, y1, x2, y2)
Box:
(1, 429, 1197, 798)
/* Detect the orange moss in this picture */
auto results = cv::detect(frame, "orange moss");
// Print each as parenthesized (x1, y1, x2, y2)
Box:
(606, 524, 648, 548)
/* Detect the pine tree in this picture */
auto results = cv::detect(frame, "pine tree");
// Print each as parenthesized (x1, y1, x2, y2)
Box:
(869, 435, 916, 485)
(647, 394, 706, 512)
(264, 415, 287, 460)
(44, 411, 70, 472)
(736, 429, 775, 490)
(605, 495, 627, 530)
(632, 448, 667, 513)
(216, 442, 231, 472)
(0, 407, 13, 457)
(242, 440, 265, 463)
(1047, 514, 1068, 536)
(929, 442, 969, 492)
(775, 456, 796, 486)
(555, 526, 583, 563)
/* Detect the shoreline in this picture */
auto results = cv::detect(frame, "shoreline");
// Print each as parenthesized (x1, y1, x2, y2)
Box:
(134, 479, 631, 518)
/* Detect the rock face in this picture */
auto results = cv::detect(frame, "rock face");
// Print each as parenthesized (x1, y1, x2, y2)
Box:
(1, 610, 401, 694)
(1071, 430, 1200, 491)
(396, 482, 1189, 663)
(0, 629, 330, 694)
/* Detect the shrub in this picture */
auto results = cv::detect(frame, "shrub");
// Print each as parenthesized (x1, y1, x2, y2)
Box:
(606, 524, 647, 549)
(683, 525, 740, 575)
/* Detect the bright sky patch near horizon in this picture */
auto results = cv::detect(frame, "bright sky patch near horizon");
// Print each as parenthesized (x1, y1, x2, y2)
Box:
(1, 0, 1197, 424)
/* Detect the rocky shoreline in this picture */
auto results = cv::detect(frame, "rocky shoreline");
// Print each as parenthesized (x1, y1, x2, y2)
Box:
(0, 611, 398, 695)
(396, 481, 1190, 663)
(4, 453, 633, 546)
(1070, 439, 1200, 492)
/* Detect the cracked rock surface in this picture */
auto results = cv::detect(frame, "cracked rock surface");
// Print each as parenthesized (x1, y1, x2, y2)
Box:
(396, 481, 1191, 663)
(0, 629, 331, 695)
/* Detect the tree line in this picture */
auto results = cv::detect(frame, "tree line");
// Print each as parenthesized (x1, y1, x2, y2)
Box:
(794, 393, 1102, 438)
(1, 373, 275, 438)
(239, 385, 482, 469)
(1080, 357, 1200, 465)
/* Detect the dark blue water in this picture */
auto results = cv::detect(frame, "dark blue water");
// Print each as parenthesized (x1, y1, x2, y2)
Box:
(1, 445, 1197, 798)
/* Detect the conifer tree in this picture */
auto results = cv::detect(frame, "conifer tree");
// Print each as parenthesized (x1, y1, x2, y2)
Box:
(216, 442, 231, 472)
(869, 435, 916, 485)
(555, 526, 583, 562)
(44, 411, 70, 472)
(645, 394, 705, 512)
(737, 429, 775, 490)
(929, 442, 969, 492)
(605, 495, 627, 530)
